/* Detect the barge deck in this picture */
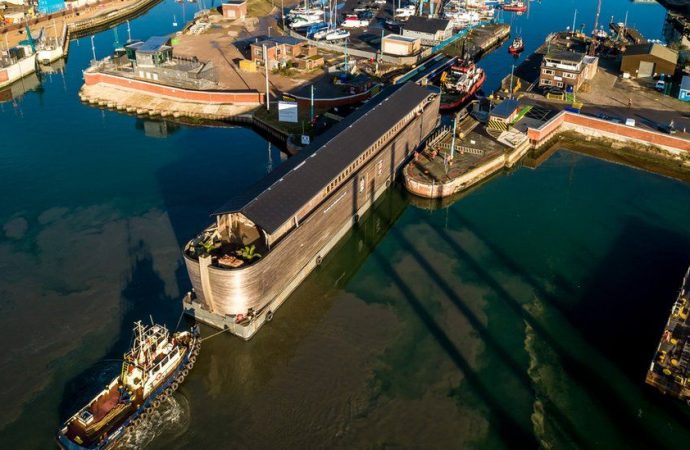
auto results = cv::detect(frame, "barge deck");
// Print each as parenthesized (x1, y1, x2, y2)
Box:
(646, 266, 690, 404)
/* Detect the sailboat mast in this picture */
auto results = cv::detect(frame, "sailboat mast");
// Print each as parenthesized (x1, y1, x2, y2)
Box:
(593, 0, 601, 34)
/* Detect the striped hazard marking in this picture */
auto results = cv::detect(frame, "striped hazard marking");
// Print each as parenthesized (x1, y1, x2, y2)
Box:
(487, 120, 508, 131)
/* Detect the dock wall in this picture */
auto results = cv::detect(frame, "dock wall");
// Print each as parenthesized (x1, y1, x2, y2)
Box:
(528, 111, 690, 155)
(83, 71, 264, 105)
(404, 138, 531, 198)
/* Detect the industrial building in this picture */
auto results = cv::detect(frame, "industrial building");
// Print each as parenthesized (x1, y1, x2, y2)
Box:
(381, 34, 421, 56)
(620, 43, 678, 78)
(402, 16, 453, 46)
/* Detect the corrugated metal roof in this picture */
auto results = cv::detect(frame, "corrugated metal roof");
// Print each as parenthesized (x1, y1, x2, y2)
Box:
(491, 99, 520, 119)
(624, 43, 678, 64)
(137, 36, 171, 54)
(214, 83, 434, 233)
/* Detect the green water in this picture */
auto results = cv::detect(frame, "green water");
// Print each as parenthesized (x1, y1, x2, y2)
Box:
(2, 0, 690, 448)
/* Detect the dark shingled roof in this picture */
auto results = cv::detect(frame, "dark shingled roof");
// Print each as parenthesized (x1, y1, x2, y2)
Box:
(403, 16, 450, 34)
(214, 83, 433, 233)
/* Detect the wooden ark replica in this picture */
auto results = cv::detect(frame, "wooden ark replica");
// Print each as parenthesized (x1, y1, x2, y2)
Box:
(182, 82, 441, 339)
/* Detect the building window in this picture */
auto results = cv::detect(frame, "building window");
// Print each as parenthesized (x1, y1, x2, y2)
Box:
(359, 177, 365, 193)
(542, 69, 555, 76)
(377, 160, 383, 175)
(556, 81, 564, 88)
(541, 79, 552, 86)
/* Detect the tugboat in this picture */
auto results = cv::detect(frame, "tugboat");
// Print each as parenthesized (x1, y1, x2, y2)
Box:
(438, 61, 486, 111)
(502, 1, 527, 12)
(508, 36, 524, 55)
(57, 321, 201, 449)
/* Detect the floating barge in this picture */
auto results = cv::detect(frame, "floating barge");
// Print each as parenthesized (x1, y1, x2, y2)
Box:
(182, 83, 440, 339)
(646, 266, 690, 405)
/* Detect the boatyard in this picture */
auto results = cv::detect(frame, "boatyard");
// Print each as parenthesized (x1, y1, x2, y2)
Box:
(5, 1, 690, 449)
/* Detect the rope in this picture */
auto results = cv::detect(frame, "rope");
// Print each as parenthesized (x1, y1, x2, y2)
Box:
(174, 309, 185, 332)
(200, 327, 232, 343)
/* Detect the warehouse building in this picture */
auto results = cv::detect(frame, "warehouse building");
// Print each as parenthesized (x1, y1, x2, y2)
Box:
(620, 43, 678, 78)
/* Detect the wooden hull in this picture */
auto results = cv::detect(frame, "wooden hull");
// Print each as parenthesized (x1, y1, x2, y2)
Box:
(184, 94, 441, 339)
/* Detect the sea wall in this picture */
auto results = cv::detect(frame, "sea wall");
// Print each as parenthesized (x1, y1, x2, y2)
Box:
(83, 71, 264, 105)
(404, 139, 532, 198)
(528, 111, 690, 155)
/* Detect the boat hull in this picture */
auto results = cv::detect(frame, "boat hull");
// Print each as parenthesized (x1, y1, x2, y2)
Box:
(183, 93, 441, 339)
(0, 54, 37, 89)
(56, 330, 200, 450)
(439, 71, 486, 111)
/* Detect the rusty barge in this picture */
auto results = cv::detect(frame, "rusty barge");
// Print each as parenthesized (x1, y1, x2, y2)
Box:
(182, 83, 441, 339)
(646, 265, 690, 404)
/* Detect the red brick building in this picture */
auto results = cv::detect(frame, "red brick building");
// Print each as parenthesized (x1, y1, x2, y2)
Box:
(539, 50, 598, 92)
(222, 0, 247, 20)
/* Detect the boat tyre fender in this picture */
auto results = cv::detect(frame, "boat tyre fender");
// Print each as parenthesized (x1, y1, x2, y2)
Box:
(141, 411, 149, 421)
(266, 310, 274, 322)
(171, 381, 179, 391)
(192, 347, 200, 357)
(386, 178, 391, 187)
(153, 399, 161, 409)
(189, 355, 197, 364)
(164, 387, 173, 397)
(315, 255, 323, 266)
(181, 368, 189, 378)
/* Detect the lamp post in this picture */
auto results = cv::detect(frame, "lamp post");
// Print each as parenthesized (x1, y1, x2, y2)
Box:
(263, 43, 270, 111)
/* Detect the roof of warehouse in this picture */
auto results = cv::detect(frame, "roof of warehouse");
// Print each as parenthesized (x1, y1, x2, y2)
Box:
(624, 43, 678, 64)
(213, 83, 433, 233)
(403, 16, 450, 34)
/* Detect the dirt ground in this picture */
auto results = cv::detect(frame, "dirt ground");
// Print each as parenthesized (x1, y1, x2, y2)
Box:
(172, 7, 328, 95)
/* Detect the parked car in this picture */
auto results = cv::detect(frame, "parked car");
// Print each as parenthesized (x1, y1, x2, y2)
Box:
(658, 121, 677, 134)
(655, 74, 666, 92)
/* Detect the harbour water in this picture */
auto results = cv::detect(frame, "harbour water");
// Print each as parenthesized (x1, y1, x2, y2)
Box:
(1, 1, 690, 449)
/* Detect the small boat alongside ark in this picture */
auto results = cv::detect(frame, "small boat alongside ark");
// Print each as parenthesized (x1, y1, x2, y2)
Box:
(57, 322, 200, 450)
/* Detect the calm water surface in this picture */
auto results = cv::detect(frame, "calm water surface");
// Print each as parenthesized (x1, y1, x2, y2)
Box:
(1, 1, 690, 449)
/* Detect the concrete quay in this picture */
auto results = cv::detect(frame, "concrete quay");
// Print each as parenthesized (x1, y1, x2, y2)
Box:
(79, 80, 259, 120)
(404, 118, 531, 199)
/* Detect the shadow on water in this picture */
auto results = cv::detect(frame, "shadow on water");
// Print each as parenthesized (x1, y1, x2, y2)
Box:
(57, 233, 180, 423)
(363, 203, 586, 448)
(433, 207, 690, 447)
(173, 188, 412, 420)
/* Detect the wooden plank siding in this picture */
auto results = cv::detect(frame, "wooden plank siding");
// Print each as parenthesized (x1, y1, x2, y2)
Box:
(184, 92, 440, 328)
